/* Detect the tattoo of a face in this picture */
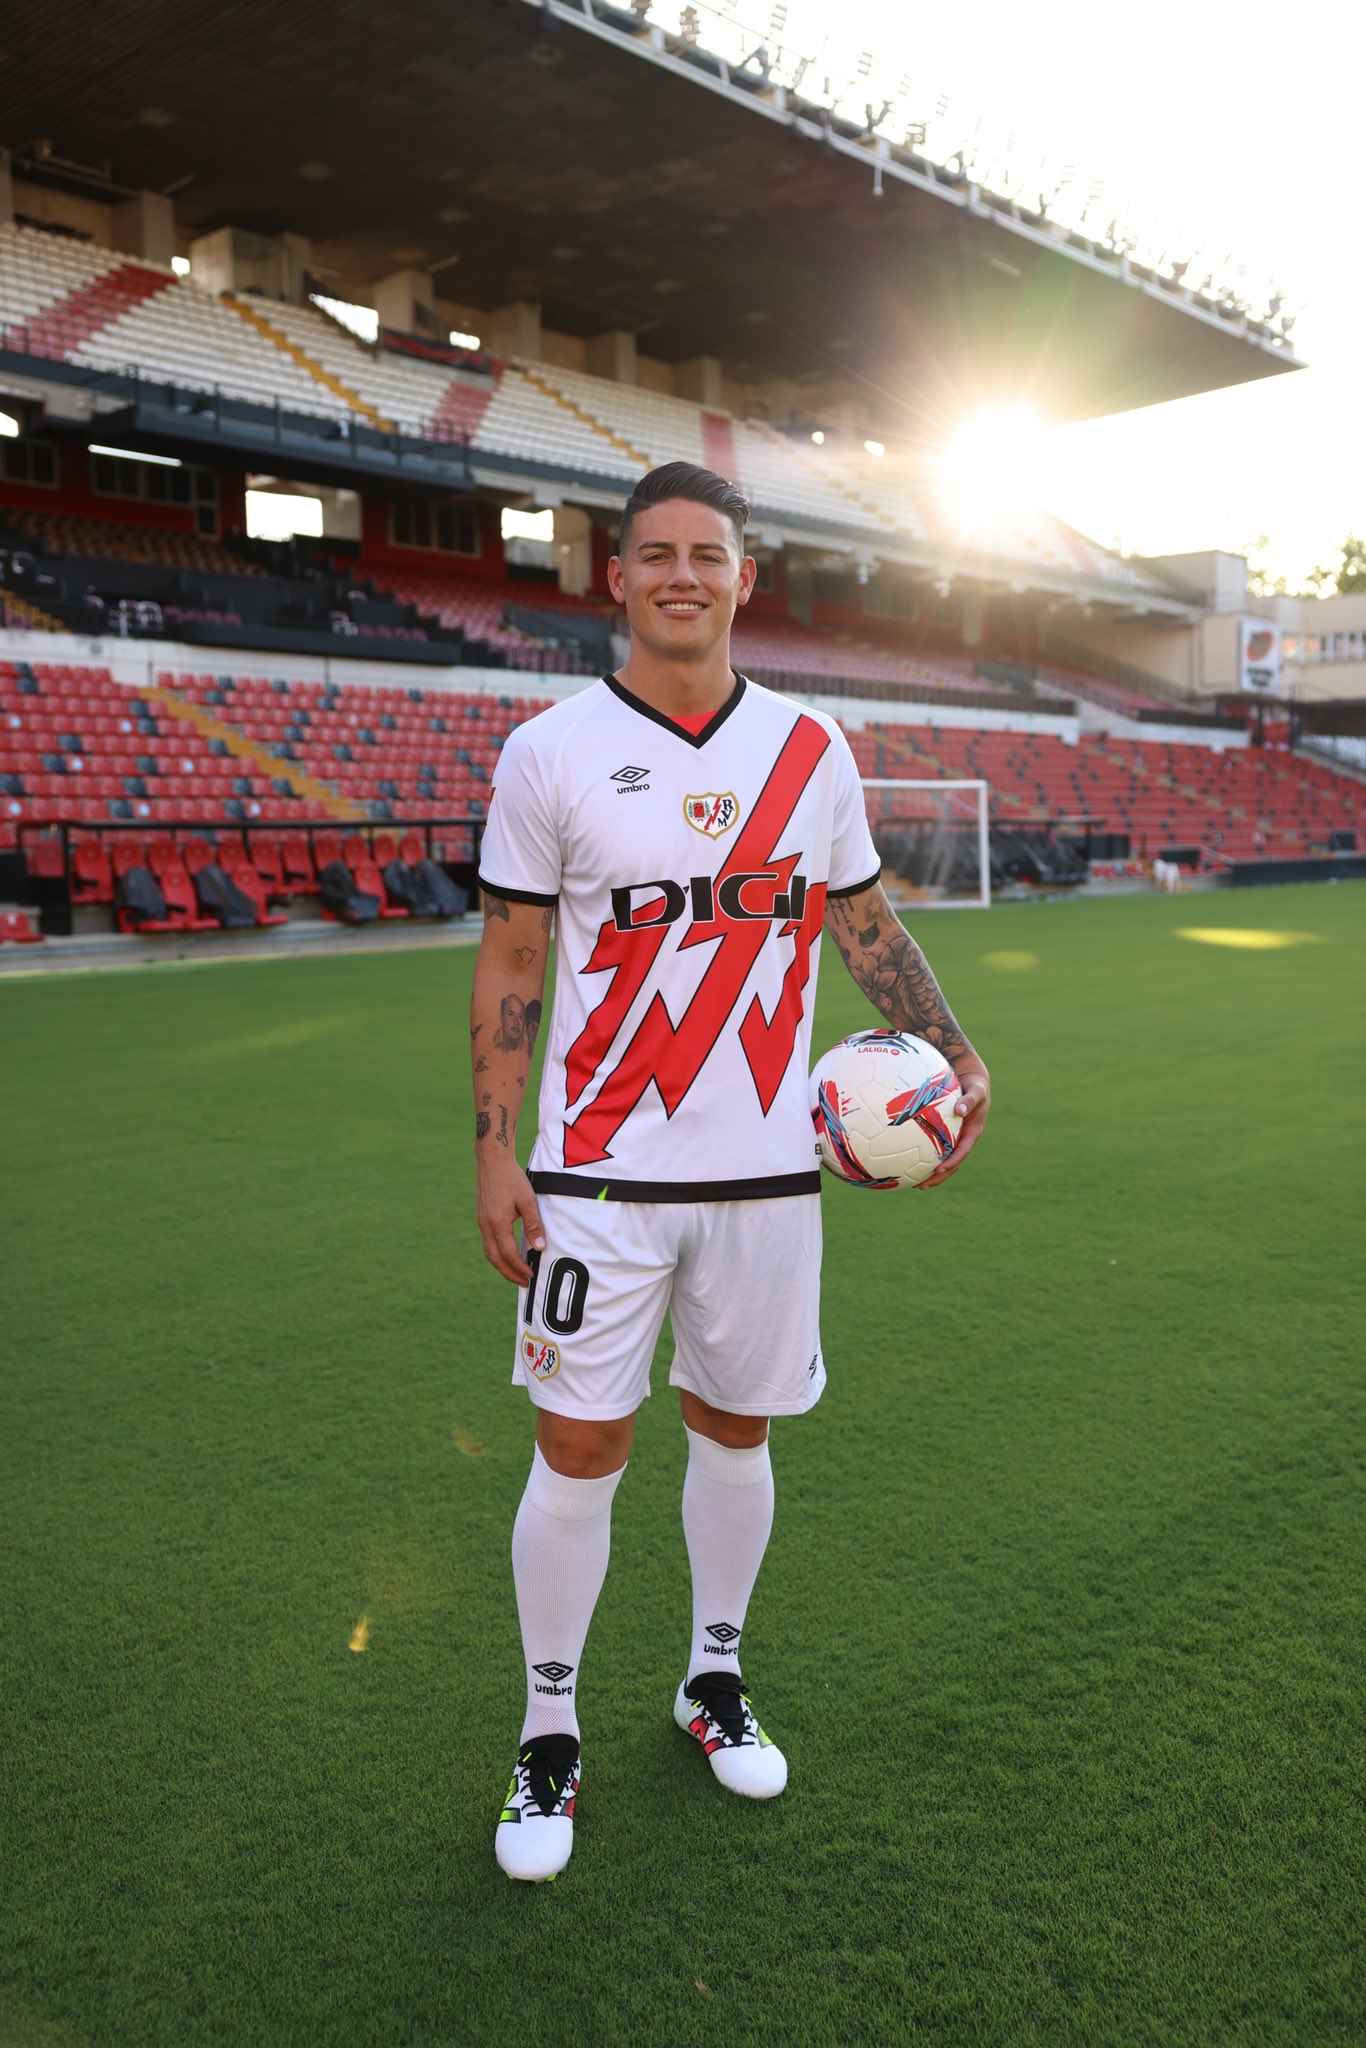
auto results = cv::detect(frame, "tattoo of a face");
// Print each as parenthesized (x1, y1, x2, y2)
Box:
(476, 1111, 490, 1141)
(494, 993, 527, 1052)
(483, 892, 510, 923)
(496, 1105, 509, 1148)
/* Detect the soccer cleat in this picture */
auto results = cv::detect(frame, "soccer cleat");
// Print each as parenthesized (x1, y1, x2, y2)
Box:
(674, 1671, 787, 1799)
(494, 1733, 580, 1882)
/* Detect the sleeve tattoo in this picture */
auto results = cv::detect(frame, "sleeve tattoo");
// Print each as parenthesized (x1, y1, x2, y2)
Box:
(825, 894, 973, 1062)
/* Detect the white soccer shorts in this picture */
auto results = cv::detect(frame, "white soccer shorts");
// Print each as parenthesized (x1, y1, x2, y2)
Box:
(511, 1194, 826, 1421)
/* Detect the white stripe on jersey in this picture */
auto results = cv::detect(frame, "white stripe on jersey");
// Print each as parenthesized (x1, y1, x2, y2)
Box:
(478, 674, 879, 1198)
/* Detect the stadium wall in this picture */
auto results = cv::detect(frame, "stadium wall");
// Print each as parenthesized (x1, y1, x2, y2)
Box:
(1041, 610, 1200, 697)
(357, 498, 505, 580)
(0, 453, 246, 538)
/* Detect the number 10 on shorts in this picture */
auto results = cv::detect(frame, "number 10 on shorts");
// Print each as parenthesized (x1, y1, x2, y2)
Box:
(523, 1248, 590, 1336)
(520, 1248, 589, 1384)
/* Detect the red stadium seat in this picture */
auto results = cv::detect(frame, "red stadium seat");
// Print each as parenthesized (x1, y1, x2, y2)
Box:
(25, 839, 66, 881)
(111, 840, 151, 879)
(248, 839, 287, 895)
(279, 838, 319, 893)
(157, 861, 219, 931)
(71, 842, 114, 905)
(350, 854, 410, 918)
(223, 862, 288, 928)
(0, 910, 43, 943)
(178, 837, 217, 874)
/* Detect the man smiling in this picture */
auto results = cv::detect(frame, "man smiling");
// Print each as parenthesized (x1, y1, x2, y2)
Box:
(473, 462, 990, 1881)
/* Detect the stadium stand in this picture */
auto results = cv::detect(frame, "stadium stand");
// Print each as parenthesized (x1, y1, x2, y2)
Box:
(4, 655, 1362, 941)
(0, 218, 1191, 601)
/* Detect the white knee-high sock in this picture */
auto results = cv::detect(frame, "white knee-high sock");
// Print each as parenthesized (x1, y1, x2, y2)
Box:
(681, 1426, 774, 1684)
(512, 1445, 624, 1743)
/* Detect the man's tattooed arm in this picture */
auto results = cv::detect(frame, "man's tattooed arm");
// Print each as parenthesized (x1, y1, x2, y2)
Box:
(824, 883, 975, 1063)
(471, 889, 553, 1163)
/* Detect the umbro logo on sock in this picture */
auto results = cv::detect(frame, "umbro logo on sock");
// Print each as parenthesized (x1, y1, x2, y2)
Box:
(533, 1660, 575, 1695)
(704, 1623, 740, 1649)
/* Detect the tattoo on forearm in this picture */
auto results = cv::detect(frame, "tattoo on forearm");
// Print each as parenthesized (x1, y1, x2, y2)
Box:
(496, 1105, 509, 1148)
(481, 1090, 492, 1106)
(483, 892, 510, 923)
(826, 895, 973, 1061)
(470, 1021, 483, 1042)
(494, 993, 527, 1051)
(541, 906, 554, 935)
(476, 1111, 490, 1141)
(514, 946, 537, 965)
(474, 1054, 489, 1073)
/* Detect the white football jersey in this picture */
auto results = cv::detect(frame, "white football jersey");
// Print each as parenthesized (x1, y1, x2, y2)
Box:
(477, 673, 879, 1200)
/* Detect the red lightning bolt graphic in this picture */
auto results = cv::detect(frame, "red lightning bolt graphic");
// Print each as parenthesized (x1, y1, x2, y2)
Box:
(560, 717, 830, 1167)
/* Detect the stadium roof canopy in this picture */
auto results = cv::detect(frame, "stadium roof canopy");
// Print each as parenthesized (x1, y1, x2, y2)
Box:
(5, 0, 1301, 430)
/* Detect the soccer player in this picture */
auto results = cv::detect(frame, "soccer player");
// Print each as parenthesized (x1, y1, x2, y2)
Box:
(474, 462, 990, 1881)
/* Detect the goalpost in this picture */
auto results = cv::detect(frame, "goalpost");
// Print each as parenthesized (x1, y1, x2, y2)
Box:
(860, 778, 992, 909)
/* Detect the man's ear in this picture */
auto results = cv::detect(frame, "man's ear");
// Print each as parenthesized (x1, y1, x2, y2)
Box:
(736, 554, 758, 606)
(607, 555, 626, 603)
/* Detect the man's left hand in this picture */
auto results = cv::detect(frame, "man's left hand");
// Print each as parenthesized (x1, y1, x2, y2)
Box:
(919, 1053, 991, 1189)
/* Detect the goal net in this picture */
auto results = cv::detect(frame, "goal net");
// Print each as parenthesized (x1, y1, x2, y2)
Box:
(860, 778, 991, 909)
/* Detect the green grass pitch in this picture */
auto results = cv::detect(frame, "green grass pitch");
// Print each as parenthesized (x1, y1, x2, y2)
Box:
(2, 886, 1363, 2048)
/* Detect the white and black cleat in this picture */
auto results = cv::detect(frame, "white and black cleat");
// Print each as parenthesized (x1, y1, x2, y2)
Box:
(495, 1733, 580, 1882)
(674, 1671, 787, 1799)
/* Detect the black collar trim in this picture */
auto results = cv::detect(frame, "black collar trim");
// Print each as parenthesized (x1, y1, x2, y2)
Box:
(603, 671, 747, 749)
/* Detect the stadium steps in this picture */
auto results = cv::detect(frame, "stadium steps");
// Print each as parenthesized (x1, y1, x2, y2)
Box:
(428, 367, 501, 443)
(142, 686, 367, 820)
(3, 261, 174, 357)
(223, 296, 395, 431)
(0, 588, 65, 632)
(748, 420, 894, 532)
(514, 364, 651, 467)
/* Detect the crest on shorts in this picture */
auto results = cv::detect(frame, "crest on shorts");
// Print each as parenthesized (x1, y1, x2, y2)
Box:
(684, 791, 740, 838)
(520, 1333, 562, 1381)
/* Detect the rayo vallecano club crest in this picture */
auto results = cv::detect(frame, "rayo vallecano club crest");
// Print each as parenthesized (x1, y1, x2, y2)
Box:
(684, 792, 740, 837)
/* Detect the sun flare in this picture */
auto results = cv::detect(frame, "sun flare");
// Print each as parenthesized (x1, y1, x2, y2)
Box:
(935, 403, 1054, 533)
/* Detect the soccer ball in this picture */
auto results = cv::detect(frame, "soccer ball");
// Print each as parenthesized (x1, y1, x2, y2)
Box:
(810, 1030, 963, 1189)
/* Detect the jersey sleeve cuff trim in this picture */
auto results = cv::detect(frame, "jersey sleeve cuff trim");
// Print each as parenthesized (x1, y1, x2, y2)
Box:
(529, 1169, 821, 1203)
(476, 875, 559, 907)
(826, 866, 882, 901)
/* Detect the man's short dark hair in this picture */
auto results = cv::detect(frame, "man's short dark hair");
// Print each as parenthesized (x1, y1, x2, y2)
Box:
(617, 462, 750, 558)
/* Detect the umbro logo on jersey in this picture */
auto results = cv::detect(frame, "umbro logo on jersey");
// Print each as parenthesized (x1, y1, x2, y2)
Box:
(611, 765, 651, 793)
